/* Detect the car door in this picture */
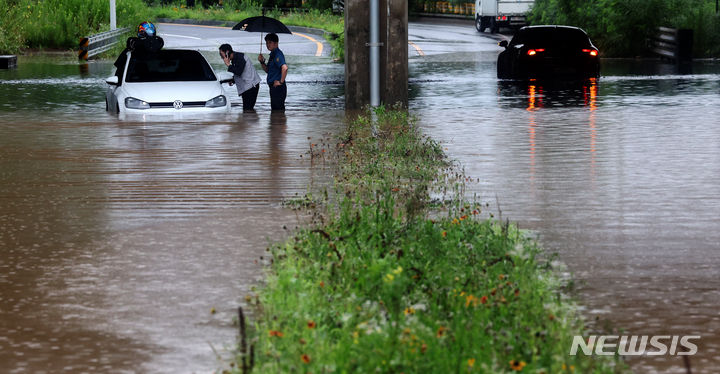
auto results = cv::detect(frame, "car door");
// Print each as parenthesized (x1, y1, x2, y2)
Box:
(106, 51, 131, 113)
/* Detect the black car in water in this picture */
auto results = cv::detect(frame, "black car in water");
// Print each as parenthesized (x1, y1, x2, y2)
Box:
(497, 25, 600, 80)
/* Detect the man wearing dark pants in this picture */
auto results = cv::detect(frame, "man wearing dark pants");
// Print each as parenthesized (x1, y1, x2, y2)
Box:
(219, 43, 261, 112)
(258, 33, 288, 112)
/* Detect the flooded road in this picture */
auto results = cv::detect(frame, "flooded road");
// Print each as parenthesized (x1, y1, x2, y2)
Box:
(0, 54, 343, 373)
(412, 54, 720, 373)
(1, 21, 719, 373)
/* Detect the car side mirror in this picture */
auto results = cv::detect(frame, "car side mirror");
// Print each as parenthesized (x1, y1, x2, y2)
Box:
(105, 76, 119, 85)
(217, 71, 233, 84)
(498, 40, 509, 48)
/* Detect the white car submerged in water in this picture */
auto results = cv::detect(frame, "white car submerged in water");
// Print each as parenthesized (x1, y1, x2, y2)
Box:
(105, 49, 231, 115)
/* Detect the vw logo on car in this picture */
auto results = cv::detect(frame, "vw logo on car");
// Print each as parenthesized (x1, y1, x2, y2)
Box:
(173, 100, 183, 110)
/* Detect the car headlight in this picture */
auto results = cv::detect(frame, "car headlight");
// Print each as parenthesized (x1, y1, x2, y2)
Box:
(125, 97, 150, 109)
(205, 95, 227, 108)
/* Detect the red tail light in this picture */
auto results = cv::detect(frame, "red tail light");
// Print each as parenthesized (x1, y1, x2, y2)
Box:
(527, 49, 545, 56)
(582, 49, 599, 57)
(496, 16, 507, 21)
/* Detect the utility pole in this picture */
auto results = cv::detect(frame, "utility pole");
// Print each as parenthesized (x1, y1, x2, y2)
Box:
(110, 0, 116, 30)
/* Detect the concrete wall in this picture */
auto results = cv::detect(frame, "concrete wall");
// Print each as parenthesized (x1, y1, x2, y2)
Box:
(345, 0, 408, 110)
(345, 0, 370, 110)
(380, 0, 408, 108)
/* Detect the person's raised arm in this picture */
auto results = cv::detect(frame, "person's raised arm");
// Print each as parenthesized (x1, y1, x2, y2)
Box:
(258, 54, 268, 73)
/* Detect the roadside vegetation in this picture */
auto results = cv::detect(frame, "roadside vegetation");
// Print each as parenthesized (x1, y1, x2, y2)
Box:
(230, 108, 626, 373)
(0, 0, 147, 53)
(529, 0, 720, 57)
(0, 0, 344, 60)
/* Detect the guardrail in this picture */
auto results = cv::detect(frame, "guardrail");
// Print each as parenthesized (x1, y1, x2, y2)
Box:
(78, 27, 130, 60)
(652, 27, 693, 62)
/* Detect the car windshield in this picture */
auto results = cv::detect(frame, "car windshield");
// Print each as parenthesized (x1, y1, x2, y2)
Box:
(125, 50, 216, 83)
(511, 28, 592, 48)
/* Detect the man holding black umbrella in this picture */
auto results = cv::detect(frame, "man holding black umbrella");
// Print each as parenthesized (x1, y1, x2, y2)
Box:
(258, 33, 288, 112)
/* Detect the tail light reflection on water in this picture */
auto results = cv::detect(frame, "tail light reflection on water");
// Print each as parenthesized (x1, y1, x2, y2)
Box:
(525, 79, 599, 184)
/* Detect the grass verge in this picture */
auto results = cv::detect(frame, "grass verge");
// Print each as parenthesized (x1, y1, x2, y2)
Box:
(231, 108, 626, 373)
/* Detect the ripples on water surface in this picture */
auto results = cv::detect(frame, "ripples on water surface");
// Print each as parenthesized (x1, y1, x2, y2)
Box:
(412, 54, 720, 373)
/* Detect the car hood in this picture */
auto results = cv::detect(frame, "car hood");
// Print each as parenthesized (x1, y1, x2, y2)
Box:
(122, 81, 223, 103)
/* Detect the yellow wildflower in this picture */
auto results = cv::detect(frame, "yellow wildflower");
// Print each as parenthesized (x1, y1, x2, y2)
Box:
(510, 360, 526, 371)
(436, 326, 447, 338)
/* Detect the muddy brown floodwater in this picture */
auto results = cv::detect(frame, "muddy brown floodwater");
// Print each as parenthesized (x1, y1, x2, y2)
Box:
(2, 50, 720, 374)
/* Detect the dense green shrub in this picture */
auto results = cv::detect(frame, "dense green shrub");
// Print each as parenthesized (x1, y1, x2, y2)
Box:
(224, 0, 262, 11)
(4, 0, 149, 50)
(301, 0, 333, 10)
(0, 0, 26, 54)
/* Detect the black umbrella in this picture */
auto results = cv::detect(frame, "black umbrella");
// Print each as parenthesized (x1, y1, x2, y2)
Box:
(232, 16, 292, 53)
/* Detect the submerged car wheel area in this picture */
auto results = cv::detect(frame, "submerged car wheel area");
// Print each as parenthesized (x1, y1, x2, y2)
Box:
(106, 49, 230, 115)
(497, 25, 600, 80)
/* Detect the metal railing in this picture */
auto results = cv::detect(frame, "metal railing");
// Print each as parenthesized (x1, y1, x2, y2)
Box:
(652, 27, 694, 62)
(78, 27, 130, 60)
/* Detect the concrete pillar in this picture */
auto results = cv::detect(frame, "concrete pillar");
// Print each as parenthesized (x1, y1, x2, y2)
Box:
(345, 0, 370, 110)
(380, 0, 408, 108)
(345, 0, 408, 110)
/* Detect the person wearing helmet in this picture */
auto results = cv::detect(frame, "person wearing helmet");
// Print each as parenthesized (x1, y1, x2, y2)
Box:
(137, 21, 156, 38)
(114, 22, 164, 83)
(129, 22, 163, 52)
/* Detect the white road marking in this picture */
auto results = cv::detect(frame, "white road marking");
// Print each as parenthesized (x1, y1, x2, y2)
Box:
(161, 33, 203, 40)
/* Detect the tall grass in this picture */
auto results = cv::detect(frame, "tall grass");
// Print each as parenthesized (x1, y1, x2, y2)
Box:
(529, 0, 720, 57)
(0, 0, 149, 52)
(233, 109, 626, 373)
(0, 0, 25, 54)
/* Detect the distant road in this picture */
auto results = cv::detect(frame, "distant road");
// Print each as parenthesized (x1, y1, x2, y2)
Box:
(157, 18, 508, 58)
(157, 23, 329, 57)
(408, 17, 508, 56)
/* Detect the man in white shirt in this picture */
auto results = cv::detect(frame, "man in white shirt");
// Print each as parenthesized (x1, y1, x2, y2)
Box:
(219, 44, 262, 112)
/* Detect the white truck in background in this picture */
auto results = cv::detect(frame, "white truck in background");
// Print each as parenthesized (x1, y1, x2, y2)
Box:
(474, 0, 535, 33)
